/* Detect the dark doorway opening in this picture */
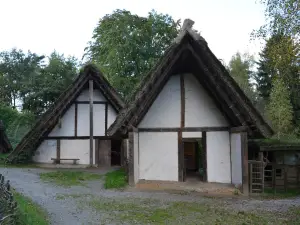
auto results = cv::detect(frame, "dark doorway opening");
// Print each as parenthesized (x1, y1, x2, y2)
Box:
(183, 138, 207, 182)
(111, 139, 121, 166)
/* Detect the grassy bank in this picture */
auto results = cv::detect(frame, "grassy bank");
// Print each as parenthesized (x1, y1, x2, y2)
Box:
(104, 168, 127, 189)
(14, 191, 49, 225)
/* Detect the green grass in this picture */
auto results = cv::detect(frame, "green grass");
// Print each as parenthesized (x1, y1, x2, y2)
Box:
(104, 168, 127, 189)
(261, 188, 300, 199)
(79, 196, 298, 224)
(0, 153, 9, 160)
(39, 171, 102, 187)
(13, 190, 49, 225)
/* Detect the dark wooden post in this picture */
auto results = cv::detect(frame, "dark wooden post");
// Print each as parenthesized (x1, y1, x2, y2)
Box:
(284, 167, 288, 192)
(202, 131, 207, 182)
(56, 140, 61, 164)
(74, 103, 78, 136)
(178, 131, 183, 182)
(241, 132, 249, 195)
(105, 102, 108, 136)
(178, 74, 185, 182)
(128, 132, 135, 186)
(89, 79, 94, 166)
(249, 163, 252, 194)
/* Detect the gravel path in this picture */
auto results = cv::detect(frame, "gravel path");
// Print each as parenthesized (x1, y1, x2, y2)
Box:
(1, 167, 300, 225)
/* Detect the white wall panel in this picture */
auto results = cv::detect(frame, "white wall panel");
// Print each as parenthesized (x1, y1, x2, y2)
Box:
(207, 131, 231, 183)
(139, 132, 178, 181)
(33, 140, 57, 163)
(230, 133, 242, 185)
(138, 75, 181, 128)
(48, 105, 75, 136)
(77, 104, 89, 136)
(184, 73, 228, 127)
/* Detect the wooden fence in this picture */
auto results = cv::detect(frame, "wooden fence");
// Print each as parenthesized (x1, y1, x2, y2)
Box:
(249, 160, 300, 194)
(0, 174, 18, 225)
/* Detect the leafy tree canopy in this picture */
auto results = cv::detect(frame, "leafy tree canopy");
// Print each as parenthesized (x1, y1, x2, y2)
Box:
(84, 9, 180, 98)
(227, 52, 257, 103)
(253, 0, 299, 38)
(267, 77, 294, 139)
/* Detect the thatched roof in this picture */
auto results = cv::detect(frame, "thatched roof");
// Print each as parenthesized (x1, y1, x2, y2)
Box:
(7, 64, 124, 161)
(107, 19, 274, 138)
(0, 121, 12, 154)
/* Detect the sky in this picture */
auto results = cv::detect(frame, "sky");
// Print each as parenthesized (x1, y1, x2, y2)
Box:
(0, 0, 266, 64)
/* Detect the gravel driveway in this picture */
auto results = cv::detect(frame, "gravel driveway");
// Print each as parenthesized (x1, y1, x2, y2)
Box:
(1, 167, 300, 225)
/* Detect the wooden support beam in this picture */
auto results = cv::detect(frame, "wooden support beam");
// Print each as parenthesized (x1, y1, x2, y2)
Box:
(74, 101, 107, 104)
(202, 131, 207, 182)
(138, 127, 229, 132)
(89, 79, 94, 166)
(74, 103, 78, 136)
(95, 139, 99, 166)
(105, 102, 108, 136)
(178, 131, 184, 182)
(128, 132, 135, 186)
(180, 74, 185, 128)
(56, 139, 61, 164)
(230, 126, 248, 133)
(241, 132, 249, 195)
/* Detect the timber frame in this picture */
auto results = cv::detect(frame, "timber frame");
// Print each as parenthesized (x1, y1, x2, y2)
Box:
(7, 64, 124, 161)
(107, 19, 274, 139)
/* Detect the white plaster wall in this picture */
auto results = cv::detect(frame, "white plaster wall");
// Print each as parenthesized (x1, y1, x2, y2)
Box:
(77, 104, 89, 136)
(138, 75, 181, 128)
(76, 89, 106, 101)
(60, 140, 90, 165)
(230, 133, 242, 185)
(207, 131, 231, 183)
(184, 73, 228, 127)
(139, 132, 178, 181)
(107, 104, 117, 128)
(33, 139, 96, 165)
(33, 140, 57, 163)
(133, 132, 139, 184)
(93, 104, 106, 136)
(182, 132, 202, 138)
(49, 105, 75, 136)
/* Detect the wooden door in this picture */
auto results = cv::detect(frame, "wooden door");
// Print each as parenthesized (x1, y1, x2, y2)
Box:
(184, 142, 196, 170)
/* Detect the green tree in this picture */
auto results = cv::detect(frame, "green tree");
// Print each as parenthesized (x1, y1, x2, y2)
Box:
(84, 9, 180, 98)
(255, 34, 300, 125)
(21, 51, 79, 115)
(267, 77, 293, 139)
(227, 52, 257, 102)
(0, 49, 44, 108)
(254, 0, 299, 38)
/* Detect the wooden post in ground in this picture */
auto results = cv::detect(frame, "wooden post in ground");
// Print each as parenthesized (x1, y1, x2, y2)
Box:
(241, 132, 249, 195)
(128, 132, 134, 186)
(56, 139, 61, 164)
(89, 79, 94, 166)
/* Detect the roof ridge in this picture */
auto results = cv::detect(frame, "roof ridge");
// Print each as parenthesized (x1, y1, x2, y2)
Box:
(174, 18, 206, 44)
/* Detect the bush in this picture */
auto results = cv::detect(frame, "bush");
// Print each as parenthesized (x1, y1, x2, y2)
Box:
(0, 104, 35, 149)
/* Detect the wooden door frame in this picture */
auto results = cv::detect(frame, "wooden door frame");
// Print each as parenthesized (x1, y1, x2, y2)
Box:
(179, 136, 207, 182)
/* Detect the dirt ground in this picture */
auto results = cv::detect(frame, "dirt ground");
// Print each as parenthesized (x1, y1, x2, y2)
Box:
(1, 167, 300, 225)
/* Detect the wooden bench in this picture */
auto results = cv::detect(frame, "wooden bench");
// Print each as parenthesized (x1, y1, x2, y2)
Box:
(51, 158, 80, 165)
